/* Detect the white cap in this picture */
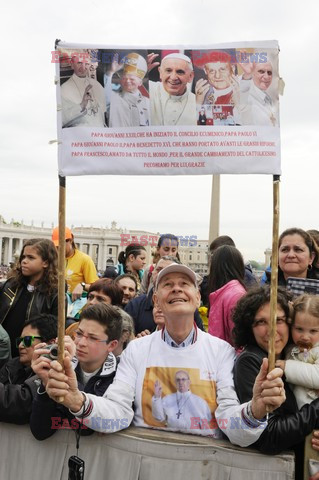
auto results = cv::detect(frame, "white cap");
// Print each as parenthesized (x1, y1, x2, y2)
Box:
(162, 53, 193, 67)
(155, 264, 197, 289)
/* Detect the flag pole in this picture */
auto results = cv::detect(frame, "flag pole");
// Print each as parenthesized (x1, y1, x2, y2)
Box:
(268, 174, 280, 372)
(55, 39, 65, 375)
(57, 174, 66, 373)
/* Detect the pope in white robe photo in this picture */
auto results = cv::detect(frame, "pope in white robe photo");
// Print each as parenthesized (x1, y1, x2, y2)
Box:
(152, 369, 212, 431)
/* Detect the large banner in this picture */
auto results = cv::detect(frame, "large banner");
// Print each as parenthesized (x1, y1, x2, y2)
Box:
(54, 40, 281, 176)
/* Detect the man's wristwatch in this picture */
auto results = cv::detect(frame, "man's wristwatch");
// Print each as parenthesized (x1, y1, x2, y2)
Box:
(81, 282, 86, 289)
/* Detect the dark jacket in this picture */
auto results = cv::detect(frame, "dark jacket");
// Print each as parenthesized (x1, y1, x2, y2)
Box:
(30, 353, 118, 440)
(0, 325, 11, 368)
(244, 263, 259, 288)
(234, 344, 319, 479)
(125, 287, 204, 334)
(0, 357, 39, 424)
(0, 277, 59, 326)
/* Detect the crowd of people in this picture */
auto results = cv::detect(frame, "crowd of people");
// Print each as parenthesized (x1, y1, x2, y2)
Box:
(0, 265, 10, 282)
(0, 226, 319, 479)
(60, 48, 279, 128)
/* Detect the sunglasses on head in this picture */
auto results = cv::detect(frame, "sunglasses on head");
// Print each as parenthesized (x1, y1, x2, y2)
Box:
(16, 335, 42, 348)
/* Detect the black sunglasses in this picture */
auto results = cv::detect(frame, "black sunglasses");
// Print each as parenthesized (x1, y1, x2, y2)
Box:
(16, 335, 42, 348)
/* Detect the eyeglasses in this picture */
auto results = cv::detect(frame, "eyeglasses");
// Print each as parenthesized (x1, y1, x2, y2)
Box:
(252, 317, 287, 329)
(74, 330, 109, 345)
(16, 335, 42, 348)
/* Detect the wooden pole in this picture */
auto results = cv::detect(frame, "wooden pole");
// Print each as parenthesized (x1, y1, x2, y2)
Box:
(268, 175, 280, 372)
(208, 175, 220, 244)
(57, 175, 66, 369)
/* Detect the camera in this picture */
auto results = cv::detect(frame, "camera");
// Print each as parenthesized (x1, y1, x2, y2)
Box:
(68, 455, 85, 480)
(42, 344, 59, 360)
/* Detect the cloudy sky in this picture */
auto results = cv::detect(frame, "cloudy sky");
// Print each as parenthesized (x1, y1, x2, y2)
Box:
(1, 0, 318, 263)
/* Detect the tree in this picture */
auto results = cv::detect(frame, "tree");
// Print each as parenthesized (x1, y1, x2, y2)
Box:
(249, 260, 263, 270)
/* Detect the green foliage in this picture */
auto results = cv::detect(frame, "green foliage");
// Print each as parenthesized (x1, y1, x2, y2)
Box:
(249, 260, 263, 270)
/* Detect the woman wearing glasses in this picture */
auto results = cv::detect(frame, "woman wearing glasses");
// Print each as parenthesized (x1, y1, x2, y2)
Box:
(30, 303, 123, 440)
(0, 314, 57, 424)
(233, 286, 319, 479)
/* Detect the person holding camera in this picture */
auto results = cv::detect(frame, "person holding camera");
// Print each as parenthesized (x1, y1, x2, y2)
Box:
(30, 303, 122, 440)
(0, 314, 57, 424)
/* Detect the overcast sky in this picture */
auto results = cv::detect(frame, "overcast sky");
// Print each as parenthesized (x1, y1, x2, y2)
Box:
(1, 0, 318, 263)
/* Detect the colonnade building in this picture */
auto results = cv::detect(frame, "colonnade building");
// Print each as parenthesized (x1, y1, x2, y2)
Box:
(0, 219, 210, 275)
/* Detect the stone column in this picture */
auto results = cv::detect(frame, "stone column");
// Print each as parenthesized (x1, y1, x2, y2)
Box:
(99, 240, 108, 271)
(18, 238, 23, 254)
(7, 238, 13, 264)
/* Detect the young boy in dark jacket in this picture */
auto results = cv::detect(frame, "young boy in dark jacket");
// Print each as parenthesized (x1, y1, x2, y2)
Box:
(30, 303, 122, 439)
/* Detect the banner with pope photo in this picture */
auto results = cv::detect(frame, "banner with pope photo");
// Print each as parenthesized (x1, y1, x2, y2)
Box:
(54, 40, 281, 176)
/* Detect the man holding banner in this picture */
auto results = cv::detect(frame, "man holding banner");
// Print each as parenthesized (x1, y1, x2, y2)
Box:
(46, 264, 285, 445)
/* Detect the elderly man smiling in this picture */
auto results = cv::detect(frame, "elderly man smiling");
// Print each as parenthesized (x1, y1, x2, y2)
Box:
(45, 264, 285, 445)
(148, 53, 197, 125)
